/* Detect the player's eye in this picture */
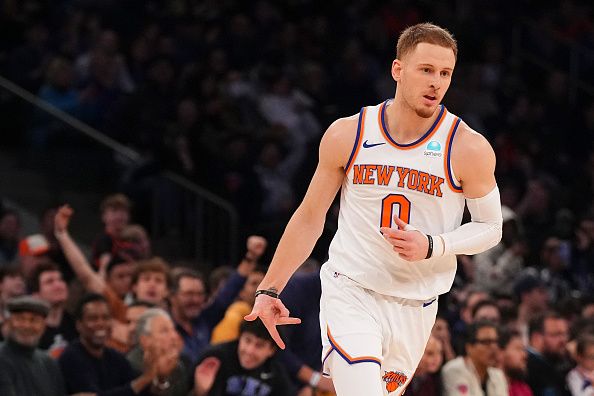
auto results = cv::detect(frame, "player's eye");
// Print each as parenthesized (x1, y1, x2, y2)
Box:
(440, 71, 450, 77)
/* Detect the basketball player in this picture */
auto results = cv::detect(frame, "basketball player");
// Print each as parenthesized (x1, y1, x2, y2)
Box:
(245, 23, 503, 396)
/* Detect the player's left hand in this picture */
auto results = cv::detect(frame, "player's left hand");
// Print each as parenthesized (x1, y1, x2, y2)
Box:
(380, 216, 429, 262)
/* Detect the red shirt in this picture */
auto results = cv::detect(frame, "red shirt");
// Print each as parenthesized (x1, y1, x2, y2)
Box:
(509, 380, 534, 396)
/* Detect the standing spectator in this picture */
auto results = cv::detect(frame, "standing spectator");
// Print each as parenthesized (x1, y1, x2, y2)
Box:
(120, 225, 152, 260)
(194, 319, 294, 396)
(93, 194, 132, 268)
(0, 295, 65, 396)
(128, 309, 190, 396)
(58, 293, 162, 395)
(567, 334, 594, 396)
(498, 329, 533, 396)
(0, 209, 21, 266)
(38, 206, 73, 282)
(442, 320, 508, 395)
(406, 335, 444, 396)
(30, 262, 77, 354)
(526, 312, 571, 396)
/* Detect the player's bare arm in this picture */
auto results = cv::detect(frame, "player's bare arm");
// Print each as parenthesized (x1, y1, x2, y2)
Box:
(451, 122, 497, 198)
(381, 122, 502, 261)
(245, 115, 358, 349)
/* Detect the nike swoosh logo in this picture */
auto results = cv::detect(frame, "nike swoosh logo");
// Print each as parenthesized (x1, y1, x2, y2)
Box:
(362, 140, 386, 148)
(423, 298, 437, 307)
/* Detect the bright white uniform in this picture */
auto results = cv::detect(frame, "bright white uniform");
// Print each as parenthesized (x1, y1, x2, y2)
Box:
(320, 100, 466, 395)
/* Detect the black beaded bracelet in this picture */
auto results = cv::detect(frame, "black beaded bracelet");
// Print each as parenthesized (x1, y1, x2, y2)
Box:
(255, 289, 280, 299)
(425, 234, 434, 259)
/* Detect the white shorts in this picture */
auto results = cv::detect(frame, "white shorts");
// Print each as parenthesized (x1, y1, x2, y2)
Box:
(319, 262, 438, 395)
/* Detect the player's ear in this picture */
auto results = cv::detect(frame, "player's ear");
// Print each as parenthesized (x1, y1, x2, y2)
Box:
(391, 59, 402, 82)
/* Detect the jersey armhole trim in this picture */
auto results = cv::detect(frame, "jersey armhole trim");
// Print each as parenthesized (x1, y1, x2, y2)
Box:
(444, 117, 464, 193)
(344, 107, 366, 174)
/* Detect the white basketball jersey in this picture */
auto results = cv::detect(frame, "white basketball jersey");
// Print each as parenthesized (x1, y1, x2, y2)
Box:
(327, 100, 466, 300)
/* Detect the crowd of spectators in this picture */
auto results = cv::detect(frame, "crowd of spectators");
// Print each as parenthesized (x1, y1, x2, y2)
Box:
(1, 0, 594, 395)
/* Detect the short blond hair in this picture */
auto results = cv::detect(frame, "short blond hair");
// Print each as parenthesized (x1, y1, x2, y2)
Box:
(396, 23, 457, 60)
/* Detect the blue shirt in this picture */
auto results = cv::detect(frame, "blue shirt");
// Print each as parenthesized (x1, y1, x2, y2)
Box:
(175, 271, 246, 364)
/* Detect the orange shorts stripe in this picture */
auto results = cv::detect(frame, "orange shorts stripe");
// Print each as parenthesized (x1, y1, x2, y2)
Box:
(324, 326, 382, 366)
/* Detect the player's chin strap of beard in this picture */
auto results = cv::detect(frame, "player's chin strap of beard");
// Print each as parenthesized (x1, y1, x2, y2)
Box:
(407, 186, 503, 259)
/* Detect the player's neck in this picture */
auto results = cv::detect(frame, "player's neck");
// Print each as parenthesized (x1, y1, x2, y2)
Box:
(384, 98, 441, 144)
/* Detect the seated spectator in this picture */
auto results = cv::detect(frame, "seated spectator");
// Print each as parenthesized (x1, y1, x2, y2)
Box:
(170, 236, 264, 364)
(0, 208, 21, 266)
(406, 335, 444, 396)
(539, 237, 574, 303)
(194, 319, 294, 396)
(0, 295, 64, 396)
(211, 265, 266, 343)
(432, 313, 456, 362)
(58, 293, 163, 395)
(474, 206, 526, 296)
(451, 287, 490, 355)
(566, 334, 594, 396)
(526, 311, 571, 396)
(104, 254, 137, 302)
(130, 257, 171, 307)
(93, 194, 132, 268)
(208, 266, 234, 298)
(442, 320, 508, 395)
(472, 299, 502, 325)
(514, 272, 550, 345)
(125, 300, 155, 349)
(499, 328, 533, 396)
(17, 233, 51, 280)
(30, 261, 77, 355)
(0, 266, 26, 328)
(128, 308, 191, 396)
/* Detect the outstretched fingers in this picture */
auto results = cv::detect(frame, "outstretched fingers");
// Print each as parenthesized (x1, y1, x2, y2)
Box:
(277, 316, 302, 325)
(261, 318, 286, 349)
(244, 312, 258, 321)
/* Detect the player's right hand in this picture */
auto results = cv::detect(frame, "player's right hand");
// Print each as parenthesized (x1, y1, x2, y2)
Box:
(244, 294, 301, 349)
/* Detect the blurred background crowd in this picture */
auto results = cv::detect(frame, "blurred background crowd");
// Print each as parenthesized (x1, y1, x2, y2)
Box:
(0, 0, 594, 395)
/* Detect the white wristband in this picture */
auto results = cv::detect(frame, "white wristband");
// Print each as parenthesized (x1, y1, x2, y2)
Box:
(309, 371, 321, 388)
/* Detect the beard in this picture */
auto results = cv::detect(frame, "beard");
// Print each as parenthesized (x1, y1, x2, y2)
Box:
(415, 104, 436, 118)
(506, 367, 527, 381)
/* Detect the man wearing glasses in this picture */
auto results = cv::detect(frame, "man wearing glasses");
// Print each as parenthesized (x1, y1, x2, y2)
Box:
(442, 320, 508, 395)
